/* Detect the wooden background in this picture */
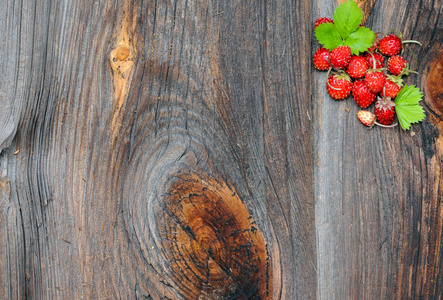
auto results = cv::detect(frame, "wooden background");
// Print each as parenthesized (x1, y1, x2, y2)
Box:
(0, 0, 441, 299)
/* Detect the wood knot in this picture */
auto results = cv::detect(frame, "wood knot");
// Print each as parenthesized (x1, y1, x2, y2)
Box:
(155, 173, 272, 299)
(115, 46, 130, 61)
(110, 41, 135, 80)
(425, 54, 443, 117)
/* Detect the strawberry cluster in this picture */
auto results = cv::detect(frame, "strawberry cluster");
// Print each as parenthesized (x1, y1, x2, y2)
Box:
(313, 1, 425, 130)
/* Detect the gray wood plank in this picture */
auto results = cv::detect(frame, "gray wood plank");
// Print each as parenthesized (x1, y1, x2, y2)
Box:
(2, 0, 441, 298)
(313, 0, 443, 298)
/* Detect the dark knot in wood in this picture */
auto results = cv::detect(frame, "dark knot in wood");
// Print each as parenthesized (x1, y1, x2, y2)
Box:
(154, 172, 272, 299)
(425, 54, 443, 118)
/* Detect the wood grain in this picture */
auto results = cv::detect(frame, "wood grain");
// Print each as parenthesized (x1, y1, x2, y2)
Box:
(0, 175, 21, 299)
(1, 0, 441, 298)
(314, 0, 443, 299)
(425, 54, 443, 118)
(0, 0, 315, 298)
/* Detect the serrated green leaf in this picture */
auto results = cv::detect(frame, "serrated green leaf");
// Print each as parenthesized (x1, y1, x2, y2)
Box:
(334, 0, 362, 39)
(396, 105, 425, 130)
(315, 22, 343, 50)
(395, 85, 423, 105)
(343, 26, 375, 54)
(394, 85, 425, 130)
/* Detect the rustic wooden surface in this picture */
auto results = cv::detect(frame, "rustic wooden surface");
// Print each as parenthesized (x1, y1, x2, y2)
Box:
(0, 0, 441, 299)
(0, 0, 315, 299)
(314, 0, 443, 299)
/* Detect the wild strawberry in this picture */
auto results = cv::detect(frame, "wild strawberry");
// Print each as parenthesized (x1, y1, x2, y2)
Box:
(387, 55, 406, 75)
(313, 47, 331, 71)
(364, 52, 384, 69)
(378, 34, 402, 56)
(365, 70, 386, 94)
(357, 110, 397, 128)
(330, 46, 352, 70)
(375, 96, 396, 125)
(357, 111, 376, 127)
(387, 55, 416, 76)
(379, 33, 422, 57)
(315, 17, 333, 29)
(352, 80, 377, 108)
(383, 77, 402, 98)
(327, 73, 353, 100)
(347, 55, 368, 79)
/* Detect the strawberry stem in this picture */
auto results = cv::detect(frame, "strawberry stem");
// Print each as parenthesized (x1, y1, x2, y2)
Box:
(327, 83, 342, 90)
(369, 51, 376, 70)
(402, 40, 422, 46)
(326, 68, 344, 90)
(374, 121, 398, 128)
(407, 49, 419, 72)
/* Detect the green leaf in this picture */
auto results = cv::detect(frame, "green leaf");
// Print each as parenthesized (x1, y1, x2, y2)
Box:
(315, 22, 343, 50)
(394, 85, 425, 130)
(343, 26, 375, 54)
(334, 0, 362, 39)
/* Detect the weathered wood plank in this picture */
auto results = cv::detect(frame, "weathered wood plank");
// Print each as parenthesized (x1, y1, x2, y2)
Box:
(1, 0, 315, 298)
(314, 0, 443, 299)
(0, 173, 22, 300)
(2, 0, 441, 298)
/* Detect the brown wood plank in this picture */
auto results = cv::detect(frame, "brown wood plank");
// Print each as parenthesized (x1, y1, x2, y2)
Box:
(0, 0, 315, 298)
(314, 0, 443, 299)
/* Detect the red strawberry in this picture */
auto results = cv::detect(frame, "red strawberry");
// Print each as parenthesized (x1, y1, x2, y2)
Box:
(347, 55, 368, 79)
(365, 70, 386, 94)
(375, 96, 396, 125)
(315, 17, 334, 29)
(330, 46, 352, 70)
(383, 77, 402, 98)
(379, 34, 402, 56)
(379, 33, 422, 57)
(387, 55, 411, 76)
(357, 111, 376, 127)
(364, 52, 384, 69)
(327, 73, 353, 100)
(357, 110, 397, 128)
(313, 47, 331, 71)
(352, 80, 377, 108)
